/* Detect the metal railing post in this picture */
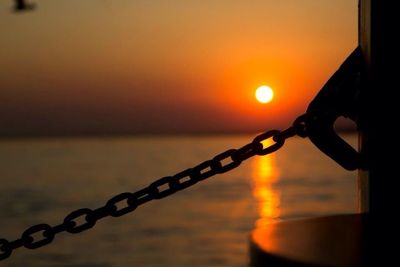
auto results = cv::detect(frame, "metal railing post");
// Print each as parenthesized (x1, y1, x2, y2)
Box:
(359, 0, 396, 216)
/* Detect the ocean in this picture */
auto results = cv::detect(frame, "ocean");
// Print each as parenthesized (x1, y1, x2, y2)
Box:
(0, 134, 358, 267)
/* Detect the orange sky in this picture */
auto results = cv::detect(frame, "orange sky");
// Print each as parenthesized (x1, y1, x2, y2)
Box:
(0, 0, 358, 136)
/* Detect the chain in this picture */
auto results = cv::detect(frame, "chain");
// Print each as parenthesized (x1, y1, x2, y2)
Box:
(0, 114, 307, 261)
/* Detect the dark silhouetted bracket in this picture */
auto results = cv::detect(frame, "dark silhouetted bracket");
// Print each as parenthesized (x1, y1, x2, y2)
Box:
(306, 47, 362, 170)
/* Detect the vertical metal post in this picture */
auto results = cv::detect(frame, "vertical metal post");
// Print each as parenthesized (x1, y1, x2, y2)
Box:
(359, 0, 396, 215)
(358, 0, 371, 213)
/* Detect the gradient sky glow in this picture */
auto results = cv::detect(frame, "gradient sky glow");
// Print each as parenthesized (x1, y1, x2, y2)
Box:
(0, 0, 358, 135)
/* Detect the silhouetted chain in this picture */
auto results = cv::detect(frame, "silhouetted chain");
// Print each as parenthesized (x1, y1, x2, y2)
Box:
(0, 114, 307, 261)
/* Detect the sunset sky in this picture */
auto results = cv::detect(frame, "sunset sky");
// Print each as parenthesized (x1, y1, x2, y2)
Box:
(0, 0, 358, 136)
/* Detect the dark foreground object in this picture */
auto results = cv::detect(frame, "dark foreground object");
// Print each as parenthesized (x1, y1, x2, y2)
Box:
(249, 214, 394, 267)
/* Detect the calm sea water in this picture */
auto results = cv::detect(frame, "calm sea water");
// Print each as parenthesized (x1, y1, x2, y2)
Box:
(0, 135, 357, 267)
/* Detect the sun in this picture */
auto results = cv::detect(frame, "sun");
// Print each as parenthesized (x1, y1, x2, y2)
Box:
(255, 85, 274, 104)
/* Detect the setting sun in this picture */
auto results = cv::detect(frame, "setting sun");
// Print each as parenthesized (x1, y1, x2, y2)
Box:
(255, 85, 274, 104)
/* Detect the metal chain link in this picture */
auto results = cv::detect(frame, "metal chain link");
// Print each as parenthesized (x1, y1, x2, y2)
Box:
(0, 114, 307, 261)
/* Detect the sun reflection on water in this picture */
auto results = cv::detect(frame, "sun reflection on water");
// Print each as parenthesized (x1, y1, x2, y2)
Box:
(252, 142, 281, 227)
